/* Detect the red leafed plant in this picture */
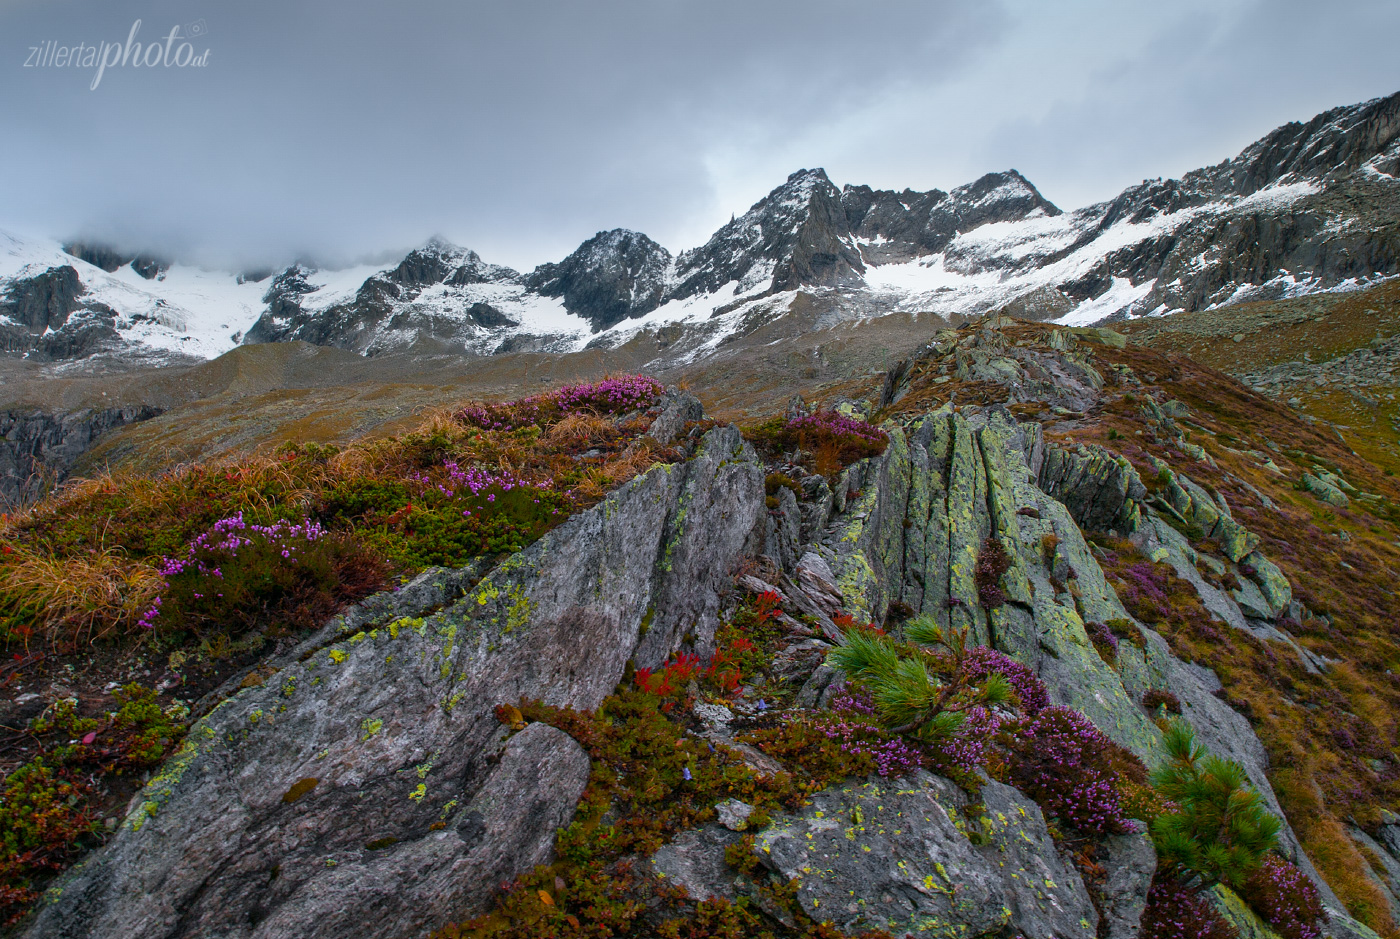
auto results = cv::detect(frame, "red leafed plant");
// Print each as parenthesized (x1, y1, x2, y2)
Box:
(634, 653, 702, 697)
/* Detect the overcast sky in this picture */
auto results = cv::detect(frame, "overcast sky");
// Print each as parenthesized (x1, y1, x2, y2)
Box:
(3, 0, 1398, 272)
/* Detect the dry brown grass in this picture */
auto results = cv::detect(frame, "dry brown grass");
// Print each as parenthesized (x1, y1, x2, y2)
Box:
(0, 547, 162, 649)
(544, 412, 615, 449)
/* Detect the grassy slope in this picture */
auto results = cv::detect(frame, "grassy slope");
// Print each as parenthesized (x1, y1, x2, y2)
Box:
(1120, 279, 1400, 474)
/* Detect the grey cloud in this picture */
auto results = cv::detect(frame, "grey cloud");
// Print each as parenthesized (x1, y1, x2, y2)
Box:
(1, 0, 1395, 273)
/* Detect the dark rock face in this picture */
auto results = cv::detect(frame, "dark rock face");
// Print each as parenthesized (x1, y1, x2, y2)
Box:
(0, 406, 162, 505)
(130, 254, 169, 280)
(526, 229, 671, 331)
(843, 170, 1062, 265)
(60, 243, 170, 280)
(669, 169, 866, 300)
(1, 265, 84, 331)
(62, 242, 134, 273)
(1066, 91, 1400, 317)
(0, 266, 129, 360)
(1099, 833, 1157, 939)
(243, 244, 527, 354)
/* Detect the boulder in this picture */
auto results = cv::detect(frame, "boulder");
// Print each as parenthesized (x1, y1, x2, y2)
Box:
(750, 772, 1097, 939)
(650, 825, 744, 903)
(1302, 473, 1350, 507)
(1242, 551, 1292, 617)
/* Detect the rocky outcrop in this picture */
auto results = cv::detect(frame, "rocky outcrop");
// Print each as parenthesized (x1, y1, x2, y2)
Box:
(27, 427, 766, 939)
(0, 265, 84, 331)
(752, 773, 1099, 939)
(0, 406, 161, 505)
(808, 405, 1162, 758)
(1037, 443, 1147, 535)
(23, 329, 1367, 938)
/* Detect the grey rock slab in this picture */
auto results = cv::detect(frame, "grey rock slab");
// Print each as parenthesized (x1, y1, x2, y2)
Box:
(769, 638, 831, 686)
(645, 391, 704, 447)
(1242, 551, 1292, 617)
(751, 772, 1097, 939)
(715, 799, 756, 832)
(27, 428, 765, 939)
(1348, 826, 1400, 911)
(650, 825, 744, 903)
(1098, 833, 1156, 939)
(249, 722, 589, 939)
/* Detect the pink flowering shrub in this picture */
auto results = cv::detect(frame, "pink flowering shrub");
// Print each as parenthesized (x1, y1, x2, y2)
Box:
(744, 409, 889, 476)
(1139, 874, 1239, 939)
(553, 375, 664, 414)
(1106, 554, 1173, 621)
(1005, 706, 1142, 837)
(1087, 620, 1120, 664)
(822, 688, 925, 776)
(138, 513, 385, 637)
(927, 705, 1002, 783)
(1238, 856, 1324, 939)
(961, 646, 1049, 714)
(457, 374, 663, 430)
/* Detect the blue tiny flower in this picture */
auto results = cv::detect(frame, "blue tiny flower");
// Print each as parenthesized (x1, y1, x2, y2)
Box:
(682, 767, 692, 781)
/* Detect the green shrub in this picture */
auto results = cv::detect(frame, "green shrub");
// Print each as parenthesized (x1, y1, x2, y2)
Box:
(0, 685, 182, 925)
(1150, 720, 1280, 888)
(140, 516, 387, 638)
(826, 619, 1010, 739)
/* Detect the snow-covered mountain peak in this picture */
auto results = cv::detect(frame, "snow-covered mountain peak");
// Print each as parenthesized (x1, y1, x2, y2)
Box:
(4, 90, 1398, 368)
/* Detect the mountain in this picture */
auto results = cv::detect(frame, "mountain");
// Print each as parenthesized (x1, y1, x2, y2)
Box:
(2, 91, 1397, 368)
(525, 228, 672, 331)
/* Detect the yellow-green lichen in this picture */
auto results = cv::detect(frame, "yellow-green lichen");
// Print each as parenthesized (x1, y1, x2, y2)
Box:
(328, 649, 347, 664)
(361, 717, 384, 740)
(387, 616, 426, 639)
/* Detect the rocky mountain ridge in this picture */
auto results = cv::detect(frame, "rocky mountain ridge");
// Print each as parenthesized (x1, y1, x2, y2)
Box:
(3, 91, 1396, 368)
